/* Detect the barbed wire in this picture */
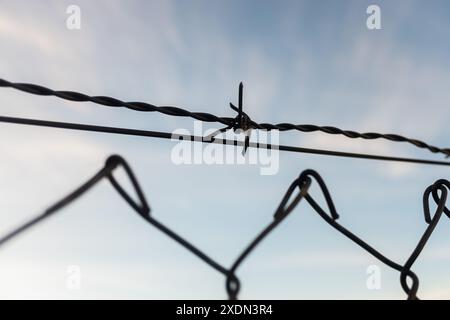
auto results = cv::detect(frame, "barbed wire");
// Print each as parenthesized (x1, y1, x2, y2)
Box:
(0, 155, 448, 299)
(1, 78, 449, 158)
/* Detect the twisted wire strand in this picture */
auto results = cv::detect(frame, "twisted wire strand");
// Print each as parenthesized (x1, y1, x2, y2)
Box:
(1, 78, 449, 158)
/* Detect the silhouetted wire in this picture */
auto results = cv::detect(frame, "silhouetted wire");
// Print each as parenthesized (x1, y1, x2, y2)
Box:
(0, 155, 234, 277)
(1, 155, 447, 299)
(1, 79, 448, 299)
(1, 78, 449, 158)
(205, 82, 253, 155)
(1, 115, 450, 167)
(292, 170, 421, 299)
(400, 180, 450, 300)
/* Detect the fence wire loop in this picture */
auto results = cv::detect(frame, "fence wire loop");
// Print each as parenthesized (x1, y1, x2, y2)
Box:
(400, 181, 449, 299)
(106, 155, 151, 217)
(430, 179, 450, 219)
(273, 177, 310, 221)
(299, 170, 340, 221)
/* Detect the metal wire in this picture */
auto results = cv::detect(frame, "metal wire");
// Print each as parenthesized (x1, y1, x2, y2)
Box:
(1, 115, 450, 167)
(0, 155, 447, 299)
(1, 79, 449, 298)
(1, 78, 449, 158)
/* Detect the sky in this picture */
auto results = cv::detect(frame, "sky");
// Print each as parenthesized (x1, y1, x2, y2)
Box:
(0, 0, 450, 299)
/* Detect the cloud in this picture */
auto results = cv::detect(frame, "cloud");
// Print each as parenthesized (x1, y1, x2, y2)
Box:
(0, 15, 60, 54)
(267, 249, 373, 269)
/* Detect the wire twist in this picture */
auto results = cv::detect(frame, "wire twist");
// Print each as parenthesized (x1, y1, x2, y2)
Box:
(1, 78, 449, 158)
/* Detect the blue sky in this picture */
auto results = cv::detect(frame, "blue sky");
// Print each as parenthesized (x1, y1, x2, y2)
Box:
(0, 0, 449, 299)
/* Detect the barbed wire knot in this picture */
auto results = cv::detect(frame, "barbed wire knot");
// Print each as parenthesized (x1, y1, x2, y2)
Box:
(205, 82, 255, 155)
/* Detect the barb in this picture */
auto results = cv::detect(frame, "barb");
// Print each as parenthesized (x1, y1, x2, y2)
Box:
(1, 78, 449, 158)
(206, 83, 253, 155)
